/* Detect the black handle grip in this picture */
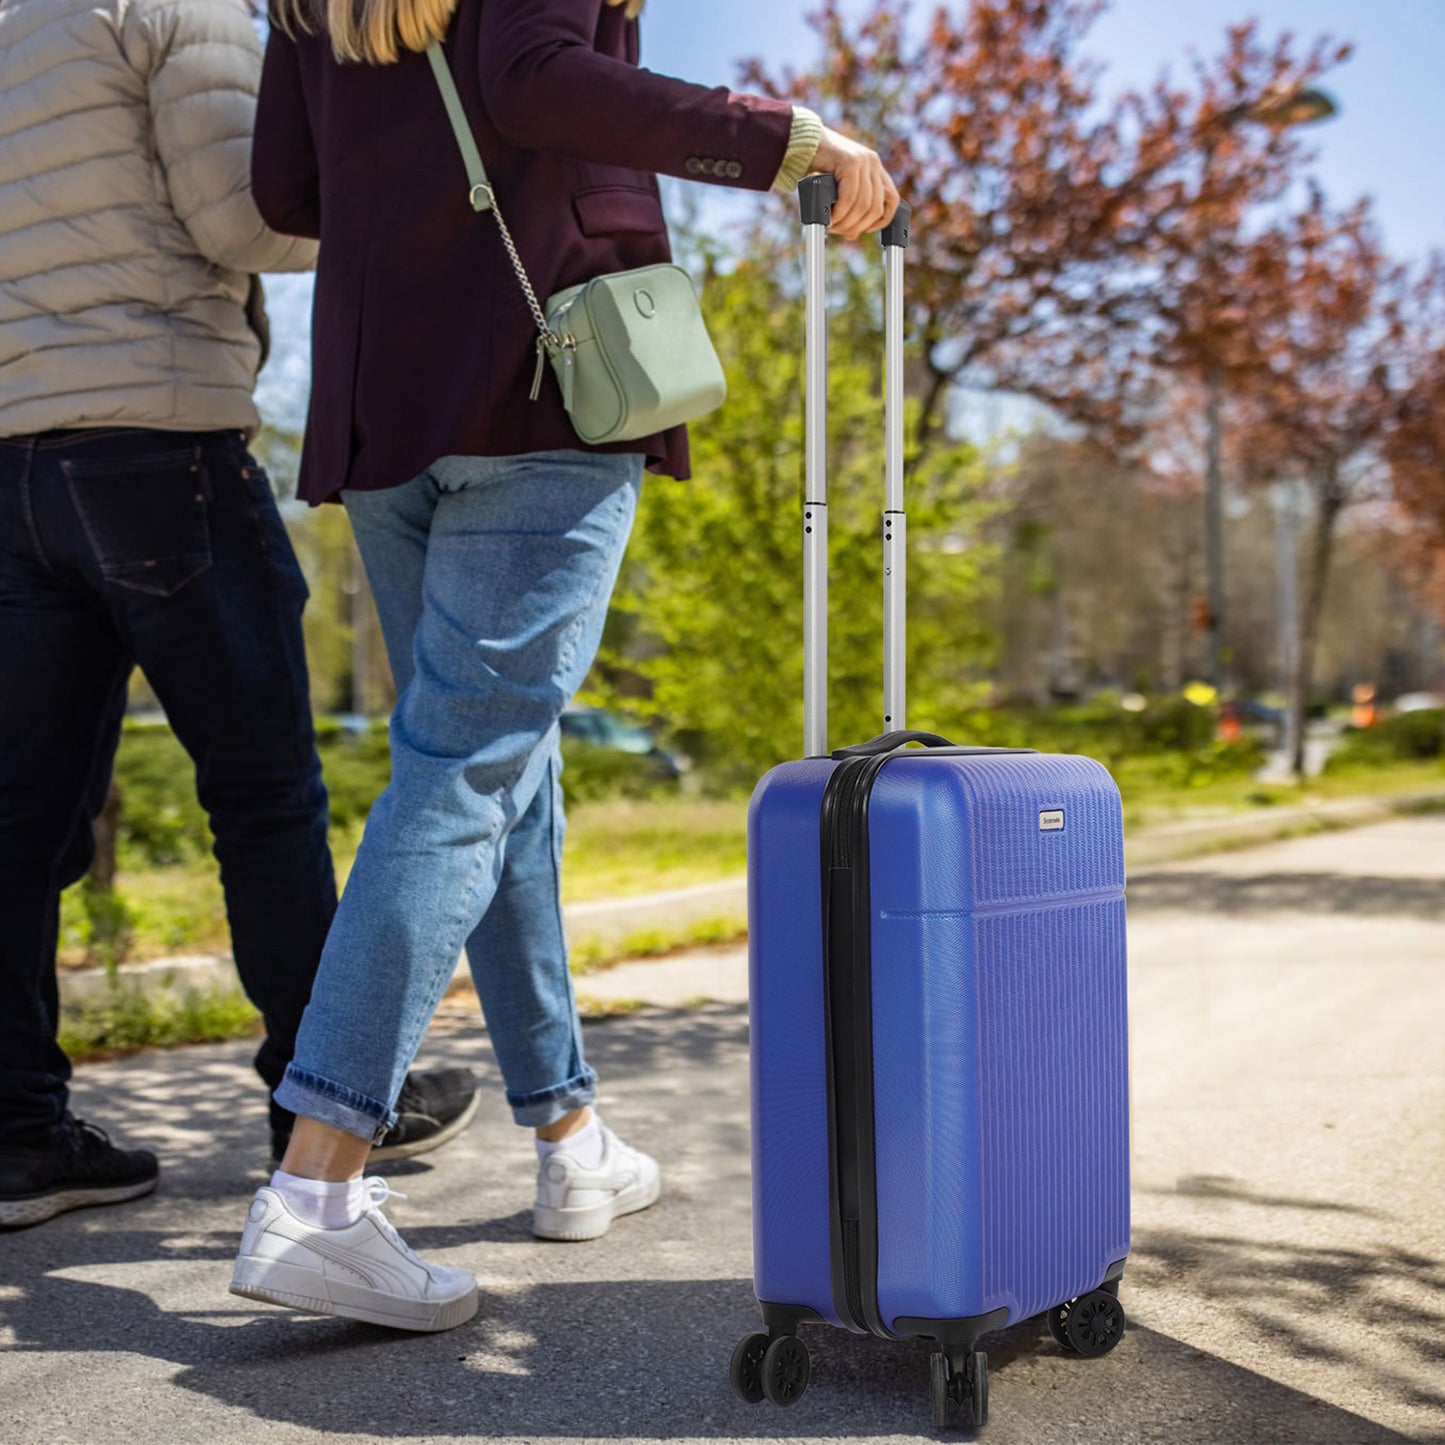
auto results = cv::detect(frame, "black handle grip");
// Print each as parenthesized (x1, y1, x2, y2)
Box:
(798, 173, 839, 227)
(801, 179, 912, 245)
(881, 200, 911, 249)
(831, 729, 955, 759)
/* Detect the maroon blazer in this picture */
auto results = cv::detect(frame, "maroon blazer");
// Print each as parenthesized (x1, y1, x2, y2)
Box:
(252, 0, 797, 504)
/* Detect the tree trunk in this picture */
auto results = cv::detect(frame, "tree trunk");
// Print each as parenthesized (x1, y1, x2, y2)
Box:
(350, 536, 371, 717)
(1170, 500, 1195, 691)
(84, 779, 129, 977)
(88, 780, 122, 891)
(1290, 472, 1345, 776)
(913, 319, 950, 461)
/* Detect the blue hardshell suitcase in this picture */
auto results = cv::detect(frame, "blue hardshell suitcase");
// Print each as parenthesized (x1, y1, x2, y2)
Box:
(731, 180, 1130, 1431)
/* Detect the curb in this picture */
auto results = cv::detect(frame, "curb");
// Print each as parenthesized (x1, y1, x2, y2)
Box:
(1124, 789, 1445, 867)
(58, 789, 1445, 1010)
(57, 881, 750, 1010)
(59, 953, 240, 1009)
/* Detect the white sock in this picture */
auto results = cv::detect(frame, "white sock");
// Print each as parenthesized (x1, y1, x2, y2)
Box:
(535, 1115, 605, 1170)
(270, 1170, 369, 1229)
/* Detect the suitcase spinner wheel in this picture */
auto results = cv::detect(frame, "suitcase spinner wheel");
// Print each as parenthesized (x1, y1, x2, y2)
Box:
(760, 1335, 811, 1406)
(728, 1335, 809, 1404)
(1048, 1288, 1127, 1358)
(730, 1331, 811, 1407)
(930, 1350, 988, 1431)
(727, 1332, 770, 1404)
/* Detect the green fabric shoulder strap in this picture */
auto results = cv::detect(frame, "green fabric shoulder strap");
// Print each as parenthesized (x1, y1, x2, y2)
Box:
(425, 41, 492, 213)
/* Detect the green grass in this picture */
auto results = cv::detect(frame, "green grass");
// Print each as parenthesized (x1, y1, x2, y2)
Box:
(56, 754, 1445, 1054)
(62, 864, 230, 962)
(558, 797, 747, 903)
(60, 797, 748, 967)
(1117, 758, 1445, 831)
(58, 983, 261, 1062)
(62, 740, 1444, 971)
(569, 913, 748, 974)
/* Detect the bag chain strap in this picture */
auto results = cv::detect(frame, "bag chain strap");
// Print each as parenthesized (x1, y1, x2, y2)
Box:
(425, 43, 575, 400)
(482, 183, 576, 399)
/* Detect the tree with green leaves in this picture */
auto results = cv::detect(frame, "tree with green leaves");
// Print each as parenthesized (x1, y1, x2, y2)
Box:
(588, 241, 995, 784)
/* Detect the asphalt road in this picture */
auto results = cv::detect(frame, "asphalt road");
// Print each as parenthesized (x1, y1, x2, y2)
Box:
(3, 815, 1444, 1444)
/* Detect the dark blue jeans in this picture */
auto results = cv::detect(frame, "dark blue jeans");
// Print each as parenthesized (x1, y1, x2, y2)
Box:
(0, 428, 336, 1147)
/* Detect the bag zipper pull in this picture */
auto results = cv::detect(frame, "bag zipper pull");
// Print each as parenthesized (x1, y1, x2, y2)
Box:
(531, 332, 577, 410)
(560, 340, 576, 413)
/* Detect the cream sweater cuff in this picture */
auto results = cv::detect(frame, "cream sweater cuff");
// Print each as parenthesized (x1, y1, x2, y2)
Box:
(771, 106, 825, 195)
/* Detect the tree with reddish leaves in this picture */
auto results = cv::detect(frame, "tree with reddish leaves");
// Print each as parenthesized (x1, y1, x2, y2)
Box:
(1382, 259, 1445, 624)
(1226, 194, 1411, 771)
(743, 0, 1439, 746)
(743, 0, 1349, 454)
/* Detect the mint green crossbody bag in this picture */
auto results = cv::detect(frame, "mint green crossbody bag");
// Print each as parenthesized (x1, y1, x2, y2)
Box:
(425, 43, 727, 445)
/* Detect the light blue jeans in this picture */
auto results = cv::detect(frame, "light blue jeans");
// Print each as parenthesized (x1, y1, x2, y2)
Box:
(275, 450, 643, 1138)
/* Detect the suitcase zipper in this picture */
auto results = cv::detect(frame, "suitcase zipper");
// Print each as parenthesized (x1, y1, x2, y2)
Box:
(820, 753, 894, 1339)
(842, 1218, 866, 1329)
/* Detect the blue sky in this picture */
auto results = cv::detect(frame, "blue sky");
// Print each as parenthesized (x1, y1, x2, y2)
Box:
(640, 0, 1443, 263)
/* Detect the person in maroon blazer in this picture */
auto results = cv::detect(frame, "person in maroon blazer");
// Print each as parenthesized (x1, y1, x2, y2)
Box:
(230, 0, 898, 1333)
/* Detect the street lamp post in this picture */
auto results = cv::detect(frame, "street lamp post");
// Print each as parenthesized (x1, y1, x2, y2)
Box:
(1198, 86, 1337, 693)
(1272, 477, 1302, 768)
(1203, 344, 1227, 691)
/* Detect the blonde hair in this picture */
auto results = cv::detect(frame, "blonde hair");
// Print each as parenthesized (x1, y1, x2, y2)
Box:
(272, 0, 644, 66)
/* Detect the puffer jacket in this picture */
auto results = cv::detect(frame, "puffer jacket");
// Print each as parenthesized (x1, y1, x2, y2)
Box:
(0, 0, 317, 437)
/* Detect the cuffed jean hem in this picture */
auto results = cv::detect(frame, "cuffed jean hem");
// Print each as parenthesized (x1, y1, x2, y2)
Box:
(507, 1068, 598, 1129)
(274, 1064, 396, 1145)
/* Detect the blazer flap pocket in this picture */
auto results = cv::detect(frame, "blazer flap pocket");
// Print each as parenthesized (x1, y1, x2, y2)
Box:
(572, 186, 666, 237)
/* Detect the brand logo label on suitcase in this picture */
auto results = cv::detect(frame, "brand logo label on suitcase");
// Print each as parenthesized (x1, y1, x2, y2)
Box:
(1039, 808, 1065, 831)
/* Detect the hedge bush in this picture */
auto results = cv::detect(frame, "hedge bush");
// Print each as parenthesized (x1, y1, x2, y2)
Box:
(1327, 709, 1445, 770)
(109, 719, 673, 867)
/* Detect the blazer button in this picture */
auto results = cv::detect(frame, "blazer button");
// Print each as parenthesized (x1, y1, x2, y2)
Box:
(685, 157, 703, 176)
(724, 160, 743, 179)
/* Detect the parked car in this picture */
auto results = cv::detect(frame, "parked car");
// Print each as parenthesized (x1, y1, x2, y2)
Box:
(1394, 692, 1445, 714)
(1233, 698, 1284, 727)
(558, 706, 684, 783)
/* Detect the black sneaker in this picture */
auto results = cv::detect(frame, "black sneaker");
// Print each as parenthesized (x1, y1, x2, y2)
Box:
(0, 1116, 158, 1230)
(270, 1066, 480, 1166)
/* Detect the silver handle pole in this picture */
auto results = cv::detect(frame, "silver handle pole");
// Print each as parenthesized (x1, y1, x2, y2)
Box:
(800, 176, 836, 758)
(881, 203, 910, 733)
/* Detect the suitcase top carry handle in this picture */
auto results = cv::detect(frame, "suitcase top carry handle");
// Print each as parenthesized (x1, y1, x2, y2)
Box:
(832, 729, 954, 757)
(831, 729, 1037, 760)
(799, 176, 912, 758)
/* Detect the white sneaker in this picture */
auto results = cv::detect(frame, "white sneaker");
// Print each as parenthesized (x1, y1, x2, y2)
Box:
(229, 1179, 478, 1332)
(532, 1123, 661, 1242)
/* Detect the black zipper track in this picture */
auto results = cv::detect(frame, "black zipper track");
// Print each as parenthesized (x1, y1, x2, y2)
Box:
(819, 753, 892, 1338)
(818, 743, 1034, 1339)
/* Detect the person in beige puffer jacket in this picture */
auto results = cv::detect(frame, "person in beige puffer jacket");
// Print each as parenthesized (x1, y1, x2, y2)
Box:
(0, 0, 313, 432)
(0, 0, 479, 1232)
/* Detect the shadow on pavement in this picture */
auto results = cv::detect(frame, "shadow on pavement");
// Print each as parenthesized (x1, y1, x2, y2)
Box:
(1130, 1225, 1445, 1419)
(1149, 1174, 1382, 1216)
(30, 1005, 753, 1196)
(0, 1009, 1430, 1441)
(1127, 871, 1445, 918)
(0, 1249, 1416, 1443)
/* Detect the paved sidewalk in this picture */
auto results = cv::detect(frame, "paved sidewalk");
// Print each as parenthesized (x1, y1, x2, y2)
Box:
(5, 816, 1444, 1443)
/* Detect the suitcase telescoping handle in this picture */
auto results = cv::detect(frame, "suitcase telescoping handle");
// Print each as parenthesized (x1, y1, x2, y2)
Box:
(799, 174, 912, 758)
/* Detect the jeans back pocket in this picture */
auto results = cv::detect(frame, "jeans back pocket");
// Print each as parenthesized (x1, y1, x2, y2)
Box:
(62, 445, 212, 596)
